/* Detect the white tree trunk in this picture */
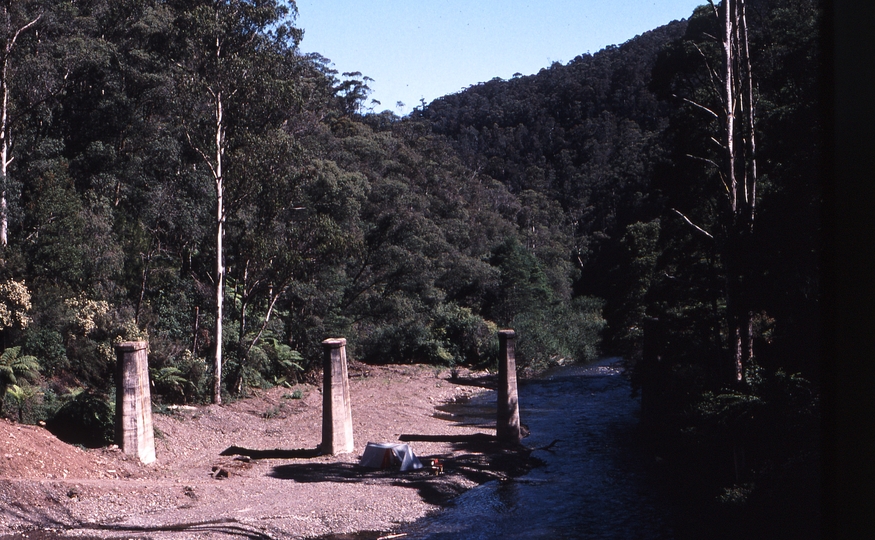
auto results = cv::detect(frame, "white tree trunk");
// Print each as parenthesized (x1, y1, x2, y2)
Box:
(0, 12, 41, 248)
(1, 60, 9, 248)
(709, 0, 758, 382)
(722, 0, 737, 216)
(739, 0, 757, 227)
(212, 92, 225, 404)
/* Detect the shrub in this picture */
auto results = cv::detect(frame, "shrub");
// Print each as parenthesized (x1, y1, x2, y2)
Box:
(513, 296, 606, 372)
(431, 304, 499, 368)
(46, 392, 114, 448)
(23, 327, 69, 377)
(0, 346, 40, 418)
(4, 384, 38, 423)
(356, 304, 499, 367)
(150, 349, 206, 404)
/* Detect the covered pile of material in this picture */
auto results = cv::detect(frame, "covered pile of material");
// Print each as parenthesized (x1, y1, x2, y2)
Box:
(359, 442, 423, 471)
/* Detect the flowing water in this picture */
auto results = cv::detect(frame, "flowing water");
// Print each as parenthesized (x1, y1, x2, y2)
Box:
(400, 357, 676, 539)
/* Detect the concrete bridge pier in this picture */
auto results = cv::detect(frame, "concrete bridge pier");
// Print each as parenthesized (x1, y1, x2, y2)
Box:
(321, 338, 355, 455)
(497, 329, 521, 444)
(114, 341, 156, 464)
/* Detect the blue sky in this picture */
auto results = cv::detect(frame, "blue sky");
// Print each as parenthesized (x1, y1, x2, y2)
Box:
(293, 1, 705, 116)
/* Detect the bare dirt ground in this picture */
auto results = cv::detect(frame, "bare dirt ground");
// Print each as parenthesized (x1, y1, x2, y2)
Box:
(0, 363, 535, 539)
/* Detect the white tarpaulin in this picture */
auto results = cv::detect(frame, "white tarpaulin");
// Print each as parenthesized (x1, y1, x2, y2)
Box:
(359, 442, 423, 471)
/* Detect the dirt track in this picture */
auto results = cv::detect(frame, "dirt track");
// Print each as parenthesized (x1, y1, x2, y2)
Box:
(0, 364, 534, 539)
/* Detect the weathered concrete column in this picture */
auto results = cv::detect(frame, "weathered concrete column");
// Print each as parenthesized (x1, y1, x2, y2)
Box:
(321, 338, 354, 455)
(497, 329, 521, 443)
(114, 341, 156, 464)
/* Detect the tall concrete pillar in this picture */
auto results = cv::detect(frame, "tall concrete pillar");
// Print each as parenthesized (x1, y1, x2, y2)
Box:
(497, 329, 521, 443)
(114, 341, 156, 464)
(321, 338, 354, 455)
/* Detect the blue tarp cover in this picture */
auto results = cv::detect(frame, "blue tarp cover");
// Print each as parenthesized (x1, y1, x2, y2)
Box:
(359, 442, 423, 471)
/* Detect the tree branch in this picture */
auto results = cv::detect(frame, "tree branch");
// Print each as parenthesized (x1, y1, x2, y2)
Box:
(679, 96, 719, 119)
(707, 0, 720, 19)
(671, 208, 714, 240)
(684, 153, 731, 195)
(185, 131, 219, 181)
(244, 281, 289, 359)
(7, 15, 42, 54)
(691, 42, 725, 95)
(685, 153, 720, 170)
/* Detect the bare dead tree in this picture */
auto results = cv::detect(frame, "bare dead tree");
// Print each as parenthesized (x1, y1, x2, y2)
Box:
(679, 0, 759, 382)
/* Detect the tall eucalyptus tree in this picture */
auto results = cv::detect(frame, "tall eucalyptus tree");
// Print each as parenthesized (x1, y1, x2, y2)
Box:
(170, 0, 302, 403)
(0, 1, 42, 247)
(711, 0, 759, 382)
(654, 0, 761, 382)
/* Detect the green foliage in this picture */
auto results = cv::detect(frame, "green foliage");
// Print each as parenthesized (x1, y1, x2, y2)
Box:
(0, 279, 32, 331)
(110, 319, 149, 346)
(177, 350, 209, 403)
(602, 220, 661, 358)
(646, 0, 823, 381)
(4, 384, 38, 423)
(669, 361, 821, 534)
(0, 21, 821, 536)
(1, 384, 84, 426)
(53, 294, 129, 392)
(357, 316, 437, 365)
(487, 237, 553, 325)
(46, 391, 115, 448)
(358, 303, 498, 367)
(641, 0, 823, 509)
(479, 237, 605, 371)
(0, 346, 40, 416)
(693, 363, 820, 460)
(261, 338, 305, 379)
(32, 386, 63, 425)
(23, 327, 69, 377)
(150, 366, 190, 402)
(430, 304, 499, 368)
(240, 337, 305, 391)
(513, 296, 606, 372)
(147, 349, 206, 404)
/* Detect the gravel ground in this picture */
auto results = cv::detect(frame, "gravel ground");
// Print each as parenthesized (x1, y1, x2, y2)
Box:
(0, 364, 534, 539)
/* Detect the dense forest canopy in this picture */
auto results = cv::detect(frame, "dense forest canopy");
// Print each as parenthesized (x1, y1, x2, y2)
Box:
(0, 1, 823, 535)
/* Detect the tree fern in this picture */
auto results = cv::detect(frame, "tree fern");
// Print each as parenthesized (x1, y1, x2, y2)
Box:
(0, 346, 40, 416)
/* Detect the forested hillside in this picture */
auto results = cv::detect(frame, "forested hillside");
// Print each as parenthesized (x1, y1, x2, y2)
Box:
(414, 1, 823, 536)
(0, 0, 613, 413)
(416, 21, 689, 358)
(0, 1, 822, 536)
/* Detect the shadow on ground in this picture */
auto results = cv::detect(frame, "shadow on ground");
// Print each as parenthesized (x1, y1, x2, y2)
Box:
(220, 445, 323, 459)
(268, 435, 541, 507)
(446, 373, 497, 390)
(1, 501, 272, 539)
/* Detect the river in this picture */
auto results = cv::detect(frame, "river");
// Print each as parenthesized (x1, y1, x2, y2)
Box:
(400, 357, 677, 539)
